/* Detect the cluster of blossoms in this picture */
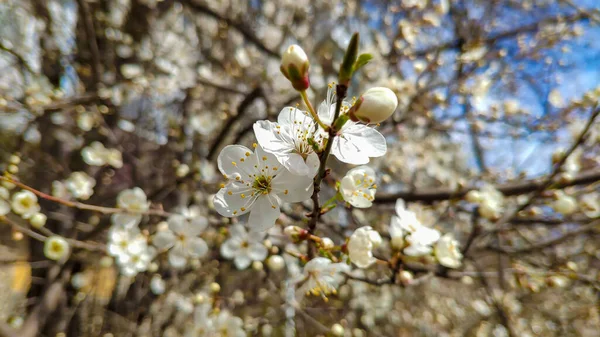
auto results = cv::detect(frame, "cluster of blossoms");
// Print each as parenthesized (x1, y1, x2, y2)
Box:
(213, 41, 464, 299)
(1, 185, 49, 230)
(106, 187, 157, 276)
(346, 199, 463, 270)
(6, 39, 468, 316)
(81, 141, 123, 168)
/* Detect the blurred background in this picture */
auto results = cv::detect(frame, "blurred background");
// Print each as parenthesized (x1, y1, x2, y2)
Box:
(0, 0, 600, 336)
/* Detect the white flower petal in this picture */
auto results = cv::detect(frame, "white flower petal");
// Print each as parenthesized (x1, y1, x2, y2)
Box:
(234, 255, 252, 270)
(187, 237, 208, 258)
(213, 184, 254, 218)
(220, 238, 241, 259)
(272, 170, 313, 203)
(247, 243, 268, 261)
(332, 124, 387, 165)
(153, 230, 176, 250)
(217, 145, 258, 179)
(168, 249, 187, 268)
(247, 195, 281, 231)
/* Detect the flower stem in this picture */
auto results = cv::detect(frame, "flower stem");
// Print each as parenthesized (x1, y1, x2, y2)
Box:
(0, 175, 172, 218)
(307, 84, 348, 234)
(300, 90, 329, 131)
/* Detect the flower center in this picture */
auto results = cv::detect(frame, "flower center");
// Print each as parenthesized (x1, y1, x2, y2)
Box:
(252, 175, 272, 194)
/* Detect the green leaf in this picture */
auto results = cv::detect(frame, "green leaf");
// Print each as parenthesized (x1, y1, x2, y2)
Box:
(353, 53, 373, 72)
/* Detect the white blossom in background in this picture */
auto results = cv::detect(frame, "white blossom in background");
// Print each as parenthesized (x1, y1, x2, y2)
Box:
(153, 214, 209, 268)
(184, 302, 213, 337)
(435, 234, 462, 268)
(150, 274, 166, 295)
(220, 224, 268, 270)
(107, 225, 143, 260)
(466, 185, 505, 220)
(112, 187, 150, 228)
(119, 241, 156, 277)
(191, 113, 221, 136)
(253, 107, 321, 177)
(11, 190, 40, 219)
(44, 235, 70, 261)
(318, 85, 387, 165)
(348, 226, 382, 268)
(340, 165, 377, 208)
(552, 191, 577, 215)
(580, 193, 600, 218)
(291, 257, 350, 298)
(81, 141, 123, 168)
(389, 199, 421, 249)
(404, 225, 441, 257)
(0, 186, 10, 216)
(65, 171, 96, 200)
(211, 310, 246, 337)
(213, 144, 313, 231)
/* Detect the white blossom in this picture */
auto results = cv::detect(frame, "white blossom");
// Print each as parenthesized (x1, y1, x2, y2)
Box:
(404, 225, 441, 256)
(44, 236, 70, 261)
(119, 241, 156, 277)
(466, 185, 505, 220)
(150, 274, 166, 295)
(153, 214, 209, 268)
(81, 141, 123, 168)
(184, 306, 245, 337)
(112, 187, 150, 228)
(220, 224, 268, 270)
(552, 191, 577, 215)
(253, 107, 321, 177)
(580, 193, 600, 218)
(318, 85, 387, 165)
(435, 234, 462, 268)
(347, 226, 382, 268)
(211, 310, 246, 337)
(65, 171, 96, 200)
(107, 225, 145, 262)
(11, 190, 40, 219)
(213, 144, 313, 231)
(340, 165, 377, 208)
(291, 257, 350, 298)
(389, 199, 421, 249)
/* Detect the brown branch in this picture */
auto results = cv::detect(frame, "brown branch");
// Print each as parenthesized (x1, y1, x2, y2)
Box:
(76, 0, 102, 90)
(0, 176, 172, 218)
(207, 86, 264, 160)
(183, 0, 280, 58)
(0, 41, 35, 74)
(375, 167, 600, 204)
(488, 220, 599, 255)
(411, 12, 590, 57)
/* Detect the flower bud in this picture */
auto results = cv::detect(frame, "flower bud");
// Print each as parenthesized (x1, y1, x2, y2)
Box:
(284, 225, 306, 237)
(280, 45, 310, 91)
(267, 255, 285, 271)
(552, 192, 577, 215)
(349, 87, 398, 124)
(30, 212, 47, 229)
(321, 237, 335, 250)
(44, 235, 70, 261)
